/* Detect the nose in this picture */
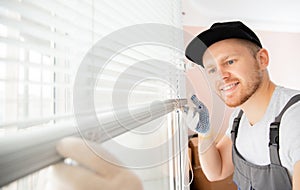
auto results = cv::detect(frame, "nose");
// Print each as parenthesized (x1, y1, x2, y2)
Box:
(214, 66, 230, 81)
(220, 68, 230, 81)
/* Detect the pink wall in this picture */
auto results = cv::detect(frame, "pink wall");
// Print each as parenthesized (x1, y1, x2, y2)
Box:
(257, 30, 300, 89)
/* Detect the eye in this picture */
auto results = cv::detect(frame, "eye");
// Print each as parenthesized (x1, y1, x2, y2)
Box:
(227, 60, 234, 65)
(207, 67, 217, 74)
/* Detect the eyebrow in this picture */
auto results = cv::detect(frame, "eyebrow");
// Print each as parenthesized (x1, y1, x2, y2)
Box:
(204, 53, 240, 68)
(204, 63, 216, 70)
(220, 55, 230, 62)
(204, 55, 229, 69)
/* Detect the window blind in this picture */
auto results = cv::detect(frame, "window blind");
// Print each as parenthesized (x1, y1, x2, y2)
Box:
(0, 0, 186, 189)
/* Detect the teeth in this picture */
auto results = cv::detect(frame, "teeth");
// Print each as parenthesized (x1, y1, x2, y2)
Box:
(222, 83, 237, 91)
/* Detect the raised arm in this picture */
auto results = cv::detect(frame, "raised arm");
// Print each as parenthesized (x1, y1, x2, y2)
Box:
(198, 135, 234, 181)
(293, 159, 300, 189)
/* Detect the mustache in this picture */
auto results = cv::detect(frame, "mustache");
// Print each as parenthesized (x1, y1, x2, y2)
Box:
(215, 78, 240, 90)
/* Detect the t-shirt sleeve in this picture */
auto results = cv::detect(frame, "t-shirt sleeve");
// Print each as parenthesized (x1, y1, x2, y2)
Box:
(281, 102, 300, 167)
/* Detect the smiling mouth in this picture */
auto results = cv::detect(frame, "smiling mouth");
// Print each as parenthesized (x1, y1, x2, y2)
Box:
(220, 82, 239, 92)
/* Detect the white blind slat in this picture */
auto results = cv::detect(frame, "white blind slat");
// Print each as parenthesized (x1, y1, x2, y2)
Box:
(0, 0, 185, 188)
(0, 99, 186, 186)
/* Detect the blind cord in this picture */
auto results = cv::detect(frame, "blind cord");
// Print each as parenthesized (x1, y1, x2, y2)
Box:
(178, 109, 194, 187)
(184, 151, 194, 187)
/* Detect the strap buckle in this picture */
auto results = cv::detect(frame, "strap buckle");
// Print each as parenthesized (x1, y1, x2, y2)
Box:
(269, 121, 280, 147)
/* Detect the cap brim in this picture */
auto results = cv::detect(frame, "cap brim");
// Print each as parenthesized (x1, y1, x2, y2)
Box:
(185, 27, 260, 67)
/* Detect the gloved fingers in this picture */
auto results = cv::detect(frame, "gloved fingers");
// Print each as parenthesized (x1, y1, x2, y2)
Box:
(184, 107, 192, 120)
(189, 111, 199, 130)
(183, 108, 200, 133)
(191, 95, 209, 114)
(56, 137, 123, 177)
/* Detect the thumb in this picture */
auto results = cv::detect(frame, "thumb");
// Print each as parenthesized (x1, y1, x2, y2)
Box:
(184, 108, 199, 132)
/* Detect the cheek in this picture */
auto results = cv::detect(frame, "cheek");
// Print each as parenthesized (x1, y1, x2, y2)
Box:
(230, 64, 251, 80)
(205, 75, 220, 92)
(205, 70, 223, 83)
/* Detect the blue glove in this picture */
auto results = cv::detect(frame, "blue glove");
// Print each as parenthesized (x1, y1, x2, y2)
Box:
(184, 95, 210, 134)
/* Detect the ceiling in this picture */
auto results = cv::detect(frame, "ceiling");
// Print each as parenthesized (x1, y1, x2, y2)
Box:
(183, 0, 300, 32)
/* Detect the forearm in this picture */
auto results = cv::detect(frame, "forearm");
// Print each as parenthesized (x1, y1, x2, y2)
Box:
(198, 139, 223, 181)
(197, 136, 233, 181)
(293, 160, 300, 190)
(184, 95, 233, 181)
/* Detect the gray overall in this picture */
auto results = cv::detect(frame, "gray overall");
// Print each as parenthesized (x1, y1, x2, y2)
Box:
(231, 94, 300, 190)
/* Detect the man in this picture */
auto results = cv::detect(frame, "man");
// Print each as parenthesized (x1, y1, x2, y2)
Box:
(185, 21, 300, 190)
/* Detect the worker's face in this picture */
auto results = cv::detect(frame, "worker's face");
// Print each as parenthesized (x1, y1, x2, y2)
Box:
(202, 39, 263, 107)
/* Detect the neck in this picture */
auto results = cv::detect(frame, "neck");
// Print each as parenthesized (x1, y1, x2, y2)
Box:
(240, 79, 276, 126)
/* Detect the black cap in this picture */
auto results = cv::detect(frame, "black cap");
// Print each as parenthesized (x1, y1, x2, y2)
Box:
(185, 21, 262, 67)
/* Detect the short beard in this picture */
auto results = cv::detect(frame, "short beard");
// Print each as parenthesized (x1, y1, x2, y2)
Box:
(224, 70, 263, 107)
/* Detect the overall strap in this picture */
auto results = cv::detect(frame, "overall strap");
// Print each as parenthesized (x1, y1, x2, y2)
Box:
(269, 94, 300, 165)
(231, 110, 244, 143)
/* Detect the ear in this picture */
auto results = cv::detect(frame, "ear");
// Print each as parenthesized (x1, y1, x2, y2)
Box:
(257, 48, 269, 70)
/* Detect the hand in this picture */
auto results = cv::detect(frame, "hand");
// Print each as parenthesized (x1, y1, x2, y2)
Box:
(183, 95, 210, 135)
(44, 137, 143, 190)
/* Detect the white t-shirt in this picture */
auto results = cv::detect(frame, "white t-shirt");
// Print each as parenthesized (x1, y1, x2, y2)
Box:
(226, 86, 300, 178)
